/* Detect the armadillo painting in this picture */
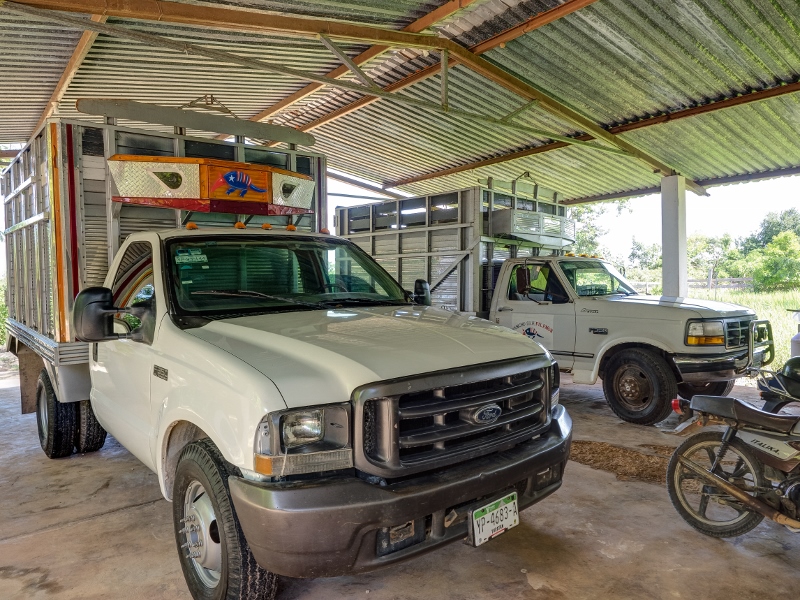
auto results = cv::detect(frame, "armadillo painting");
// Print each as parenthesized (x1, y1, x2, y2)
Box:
(107, 155, 315, 216)
(211, 170, 266, 197)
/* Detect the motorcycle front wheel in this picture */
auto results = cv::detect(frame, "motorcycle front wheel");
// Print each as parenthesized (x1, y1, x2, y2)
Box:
(667, 431, 766, 538)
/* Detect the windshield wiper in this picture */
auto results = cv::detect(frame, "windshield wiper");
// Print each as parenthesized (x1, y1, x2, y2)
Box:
(322, 297, 410, 307)
(190, 289, 328, 310)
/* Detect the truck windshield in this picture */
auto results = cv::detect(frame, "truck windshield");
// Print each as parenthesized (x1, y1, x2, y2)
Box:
(559, 260, 637, 297)
(165, 235, 409, 317)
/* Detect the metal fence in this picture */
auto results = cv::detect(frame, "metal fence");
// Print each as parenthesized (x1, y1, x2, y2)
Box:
(689, 277, 754, 290)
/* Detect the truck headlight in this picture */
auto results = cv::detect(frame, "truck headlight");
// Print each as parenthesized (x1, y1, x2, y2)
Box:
(283, 410, 324, 448)
(254, 403, 352, 477)
(686, 320, 725, 346)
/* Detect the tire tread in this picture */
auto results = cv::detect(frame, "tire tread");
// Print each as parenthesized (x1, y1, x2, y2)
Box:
(174, 439, 277, 600)
(603, 348, 677, 426)
(36, 370, 77, 459)
(75, 400, 107, 454)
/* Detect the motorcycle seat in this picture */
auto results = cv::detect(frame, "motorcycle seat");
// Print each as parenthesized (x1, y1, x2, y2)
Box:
(690, 395, 800, 434)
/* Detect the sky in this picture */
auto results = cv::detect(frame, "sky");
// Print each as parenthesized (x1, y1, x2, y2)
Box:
(328, 172, 800, 262)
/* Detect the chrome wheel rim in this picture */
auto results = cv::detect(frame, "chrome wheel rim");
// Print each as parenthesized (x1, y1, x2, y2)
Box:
(37, 387, 48, 443)
(182, 480, 222, 588)
(614, 365, 653, 411)
(673, 440, 759, 527)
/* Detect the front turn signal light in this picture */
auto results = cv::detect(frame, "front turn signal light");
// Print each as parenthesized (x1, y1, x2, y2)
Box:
(686, 336, 725, 345)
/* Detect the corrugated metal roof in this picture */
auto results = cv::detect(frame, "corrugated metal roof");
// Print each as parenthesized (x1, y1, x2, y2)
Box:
(1, 0, 799, 203)
(183, 0, 448, 28)
(0, 12, 85, 143)
(55, 19, 368, 131)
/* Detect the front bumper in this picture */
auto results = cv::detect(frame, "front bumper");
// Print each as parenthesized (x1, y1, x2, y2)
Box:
(229, 405, 572, 578)
(672, 349, 761, 383)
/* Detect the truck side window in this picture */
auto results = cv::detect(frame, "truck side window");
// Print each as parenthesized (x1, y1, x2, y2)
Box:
(112, 241, 155, 334)
(508, 264, 569, 304)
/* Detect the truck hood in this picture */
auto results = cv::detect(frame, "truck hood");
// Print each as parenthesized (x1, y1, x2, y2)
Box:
(591, 294, 756, 319)
(187, 305, 544, 408)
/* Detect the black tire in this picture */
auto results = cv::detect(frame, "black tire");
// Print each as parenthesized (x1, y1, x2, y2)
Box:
(667, 431, 765, 538)
(35, 369, 77, 459)
(75, 400, 107, 454)
(173, 439, 278, 600)
(678, 380, 735, 401)
(602, 348, 677, 425)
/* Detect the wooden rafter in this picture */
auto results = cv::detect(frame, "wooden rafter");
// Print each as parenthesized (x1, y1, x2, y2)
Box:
(385, 80, 800, 188)
(3, 0, 701, 192)
(35, 14, 107, 132)
(226, 0, 478, 132)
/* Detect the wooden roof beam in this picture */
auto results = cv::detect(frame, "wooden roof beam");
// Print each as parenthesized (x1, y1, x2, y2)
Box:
(34, 14, 107, 132)
(4, 0, 699, 191)
(286, 0, 601, 135)
(385, 79, 800, 188)
(230, 0, 478, 132)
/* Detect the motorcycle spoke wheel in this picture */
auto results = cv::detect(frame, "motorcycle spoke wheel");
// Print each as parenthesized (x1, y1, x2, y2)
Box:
(667, 431, 766, 538)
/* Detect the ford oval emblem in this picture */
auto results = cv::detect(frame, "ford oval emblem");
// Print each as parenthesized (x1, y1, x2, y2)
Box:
(471, 403, 502, 425)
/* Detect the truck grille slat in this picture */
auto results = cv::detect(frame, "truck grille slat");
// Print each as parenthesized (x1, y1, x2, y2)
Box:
(356, 358, 551, 478)
(399, 404, 544, 448)
(725, 318, 751, 349)
(397, 379, 543, 419)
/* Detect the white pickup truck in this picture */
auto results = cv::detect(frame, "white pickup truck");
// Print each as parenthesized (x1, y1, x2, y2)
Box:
(72, 226, 570, 596)
(4, 117, 570, 599)
(491, 256, 773, 425)
(337, 193, 774, 426)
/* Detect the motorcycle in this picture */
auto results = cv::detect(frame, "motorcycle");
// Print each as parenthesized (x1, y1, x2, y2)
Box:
(666, 357, 800, 537)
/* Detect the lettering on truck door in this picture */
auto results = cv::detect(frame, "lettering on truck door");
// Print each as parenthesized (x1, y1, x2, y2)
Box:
(495, 261, 576, 370)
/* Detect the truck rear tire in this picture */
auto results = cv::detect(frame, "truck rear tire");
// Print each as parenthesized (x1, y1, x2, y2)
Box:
(75, 400, 107, 454)
(678, 380, 735, 401)
(603, 349, 677, 426)
(36, 370, 77, 458)
(173, 439, 278, 600)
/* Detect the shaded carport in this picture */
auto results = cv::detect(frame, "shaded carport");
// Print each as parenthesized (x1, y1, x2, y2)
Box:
(1, 0, 799, 296)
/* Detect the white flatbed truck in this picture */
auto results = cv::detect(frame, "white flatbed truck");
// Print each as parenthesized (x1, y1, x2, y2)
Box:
(2, 110, 570, 598)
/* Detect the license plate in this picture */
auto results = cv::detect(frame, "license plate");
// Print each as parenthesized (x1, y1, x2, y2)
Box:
(470, 491, 519, 547)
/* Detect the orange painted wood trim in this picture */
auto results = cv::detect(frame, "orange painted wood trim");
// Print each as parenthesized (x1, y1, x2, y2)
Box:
(107, 154, 313, 180)
(49, 123, 68, 342)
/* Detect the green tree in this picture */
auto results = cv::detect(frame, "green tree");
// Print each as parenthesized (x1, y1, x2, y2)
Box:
(751, 231, 800, 291)
(687, 234, 737, 279)
(629, 237, 662, 270)
(570, 201, 628, 256)
(742, 208, 800, 253)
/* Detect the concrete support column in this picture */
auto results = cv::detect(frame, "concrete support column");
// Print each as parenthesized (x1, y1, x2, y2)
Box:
(661, 175, 687, 297)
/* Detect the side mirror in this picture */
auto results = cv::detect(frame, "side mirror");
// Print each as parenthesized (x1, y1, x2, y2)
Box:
(73, 287, 141, 342)
(413, 279, 431, 306)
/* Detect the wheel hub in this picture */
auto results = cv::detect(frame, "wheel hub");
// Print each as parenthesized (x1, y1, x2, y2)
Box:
(615, 366, 653, 411)
(182, 480, 222, 588)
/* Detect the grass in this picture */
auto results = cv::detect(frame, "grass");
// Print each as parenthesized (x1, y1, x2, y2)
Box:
(689, 288, 800, 369)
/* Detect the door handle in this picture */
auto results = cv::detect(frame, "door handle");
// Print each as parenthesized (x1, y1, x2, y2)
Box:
(497, 306, 513, 312)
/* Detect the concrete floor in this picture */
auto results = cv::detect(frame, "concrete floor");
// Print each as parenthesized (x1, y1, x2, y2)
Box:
(1, 369, 798, 600)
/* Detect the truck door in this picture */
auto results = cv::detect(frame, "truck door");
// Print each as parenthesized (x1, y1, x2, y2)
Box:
(90, 240, 159, 469)
(494, 261, 576, 370)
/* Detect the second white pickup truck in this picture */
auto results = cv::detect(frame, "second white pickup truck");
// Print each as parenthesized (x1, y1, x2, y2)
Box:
(492, 255, 773, 424)
(338, 191, 774, 425)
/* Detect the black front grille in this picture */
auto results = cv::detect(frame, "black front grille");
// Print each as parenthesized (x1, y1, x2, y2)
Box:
(725, 318, 751, 348)
(357, 358, 550, 477)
